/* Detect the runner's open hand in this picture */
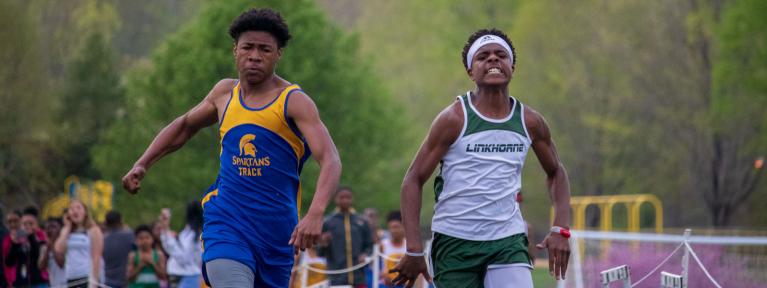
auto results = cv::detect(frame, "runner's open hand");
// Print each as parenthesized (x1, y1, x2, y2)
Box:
(536, 233, 570, 280)
(390, 254, 431, 288)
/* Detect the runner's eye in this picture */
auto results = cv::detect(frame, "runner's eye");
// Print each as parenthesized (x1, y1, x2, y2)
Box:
(259, 45, 273, 53)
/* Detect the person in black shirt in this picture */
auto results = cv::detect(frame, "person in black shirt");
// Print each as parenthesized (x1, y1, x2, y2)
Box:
(6, 207, 48, 287)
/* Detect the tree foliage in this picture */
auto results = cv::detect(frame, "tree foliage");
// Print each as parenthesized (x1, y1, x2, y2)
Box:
(55, 0, 124, 179)
(0, 0, 54, 206)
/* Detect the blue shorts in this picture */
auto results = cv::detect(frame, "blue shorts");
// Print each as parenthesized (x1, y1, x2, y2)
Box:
(201, 186, 297, 287)
(201, 211, 295, 287)
(201, 238, 293, 287)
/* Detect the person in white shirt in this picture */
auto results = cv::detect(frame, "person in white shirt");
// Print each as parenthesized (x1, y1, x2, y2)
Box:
(158, 201, 202, 288)
(380, 211, 406, 288)
(54, 200, 104, 288)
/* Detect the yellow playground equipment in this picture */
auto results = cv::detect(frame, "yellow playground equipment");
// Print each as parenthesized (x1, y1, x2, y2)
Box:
(42, 176, 114, 222)
(552, 194, 663, 233)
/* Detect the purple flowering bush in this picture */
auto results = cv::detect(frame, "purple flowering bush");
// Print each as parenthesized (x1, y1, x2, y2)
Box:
(569, 241, 765, 287)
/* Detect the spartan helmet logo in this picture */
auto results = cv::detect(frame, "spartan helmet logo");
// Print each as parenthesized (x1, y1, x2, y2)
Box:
(239, 134, 257, 157)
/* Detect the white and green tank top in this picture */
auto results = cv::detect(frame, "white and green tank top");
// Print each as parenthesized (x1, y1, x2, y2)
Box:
(431, 92, 531, 241)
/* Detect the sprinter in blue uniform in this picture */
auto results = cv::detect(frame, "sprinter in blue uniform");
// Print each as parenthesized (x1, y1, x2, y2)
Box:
(122, 8, 342, 288)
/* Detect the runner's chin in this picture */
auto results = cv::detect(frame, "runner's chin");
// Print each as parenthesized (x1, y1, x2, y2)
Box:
(244, 69, 265, 83)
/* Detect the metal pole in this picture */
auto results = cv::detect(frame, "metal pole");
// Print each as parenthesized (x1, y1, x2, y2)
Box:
(300, 251, 308, 288)
(681, 229, 691, 288)
(372, 244, 380, 288)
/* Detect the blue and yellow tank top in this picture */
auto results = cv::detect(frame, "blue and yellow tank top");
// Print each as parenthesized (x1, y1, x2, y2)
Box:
(201, 80, 310, 245)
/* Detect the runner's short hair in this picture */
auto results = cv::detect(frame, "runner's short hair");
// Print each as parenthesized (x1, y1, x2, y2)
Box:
(229, 8, 291, 48)
(461, 28, 516, 69)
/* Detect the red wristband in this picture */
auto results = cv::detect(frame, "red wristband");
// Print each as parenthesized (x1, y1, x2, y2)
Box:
(550, 226, 571, 238)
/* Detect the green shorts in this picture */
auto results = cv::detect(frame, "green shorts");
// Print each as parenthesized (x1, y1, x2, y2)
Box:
(430, 232, 532, 288)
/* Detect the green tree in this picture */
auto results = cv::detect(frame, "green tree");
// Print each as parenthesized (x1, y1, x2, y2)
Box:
(51, 0, 123, 182)
(0, 0, 57, 205)
(56, 29, 124, 178)
(703, 0, 767, 226)
(93, 0, 411, 226)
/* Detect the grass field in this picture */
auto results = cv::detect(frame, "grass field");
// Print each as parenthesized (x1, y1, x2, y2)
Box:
(532, 267, 558, 287)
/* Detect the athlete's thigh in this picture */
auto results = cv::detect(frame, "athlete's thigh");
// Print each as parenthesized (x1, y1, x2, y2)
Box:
(205, 258, 255, 288)
(483, 266, 533, 288)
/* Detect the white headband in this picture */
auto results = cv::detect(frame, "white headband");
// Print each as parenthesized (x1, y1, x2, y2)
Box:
(465, 35, 513, 69)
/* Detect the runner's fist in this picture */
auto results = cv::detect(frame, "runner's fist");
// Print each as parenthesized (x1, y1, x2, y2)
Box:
(123, 166, 146, 194)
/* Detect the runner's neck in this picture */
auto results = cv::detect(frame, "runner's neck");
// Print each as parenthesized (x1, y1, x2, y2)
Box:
(473, 86, 511, 118)
(239, 75, 289, 101)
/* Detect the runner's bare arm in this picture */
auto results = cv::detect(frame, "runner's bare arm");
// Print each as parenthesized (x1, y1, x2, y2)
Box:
(526, 106, 571, 280)
(400, 103, 462, 253)
(122, 79, 233, 194)
(286, 91, 342, 252)
(392, 102, 462, 286)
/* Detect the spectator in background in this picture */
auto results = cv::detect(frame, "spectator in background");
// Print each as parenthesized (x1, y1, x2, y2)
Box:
(362, 207, 382, 288)
(380, 211, 406, 288)
(320, 187, 373, 288)
(127, 225, 166, 288)
(5, 207, 48, 287)
(159, 201, 202, 288)
(2, 210, 22, 286)
(103, 211, 135, 288)
(21, 207, 47, 242)
(54, 200, 104, 288)
(23, 207, 49, 283)
(40, 217, 65, 288)
(151, 221, 169, 261)
(364, 208, 386, 243)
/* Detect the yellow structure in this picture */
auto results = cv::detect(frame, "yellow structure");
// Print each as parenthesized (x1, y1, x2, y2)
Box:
(552, 194, 663, 233)
(42, 176, 114, 222)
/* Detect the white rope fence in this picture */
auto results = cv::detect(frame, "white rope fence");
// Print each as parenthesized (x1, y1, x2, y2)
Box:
(568, 229, 767, 288)
(60, 245, 425, 288)
(683, 242, 722, 288)
(297, 244, 427, 288)
(303, 256, 374, 274)
(628, 242, 684, 287)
